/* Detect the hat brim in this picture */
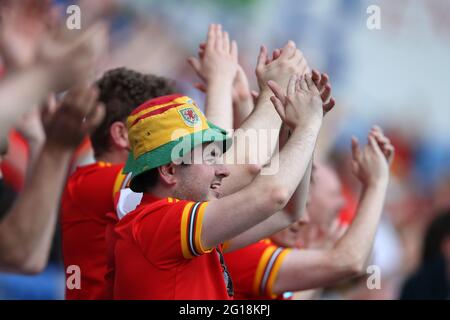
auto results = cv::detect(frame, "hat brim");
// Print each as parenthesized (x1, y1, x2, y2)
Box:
(124, 121, 232, 185)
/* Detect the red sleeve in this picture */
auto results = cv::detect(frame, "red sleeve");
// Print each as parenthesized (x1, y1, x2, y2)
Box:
(225, 241, 291, 299)
(132, 199, 212, 268)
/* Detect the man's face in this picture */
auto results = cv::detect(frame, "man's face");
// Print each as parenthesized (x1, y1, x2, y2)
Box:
(307, 164, 345, 228)
(172, 143, 230, 202)
(270, 164, 345, 248)
(270, 221, 304, 248)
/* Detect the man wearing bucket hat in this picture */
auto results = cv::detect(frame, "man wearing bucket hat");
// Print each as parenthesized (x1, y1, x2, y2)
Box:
(113, 73, 326, 299)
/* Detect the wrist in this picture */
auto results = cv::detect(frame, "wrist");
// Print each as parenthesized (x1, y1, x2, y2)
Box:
(295, 117, 323, 134)
(364, 177, 389, 190)
(207, 74, 234, 87)
(41, 141, 75, 159)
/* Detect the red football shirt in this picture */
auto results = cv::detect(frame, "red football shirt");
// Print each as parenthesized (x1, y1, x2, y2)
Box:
(113, 194, 233, 300)
(224, 240, 291, 300)
(61, 161, 128, 300)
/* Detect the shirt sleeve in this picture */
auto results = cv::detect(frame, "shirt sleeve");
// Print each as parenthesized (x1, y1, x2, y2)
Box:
(225, 241, 291, 299)
(132, 199, 213, 268)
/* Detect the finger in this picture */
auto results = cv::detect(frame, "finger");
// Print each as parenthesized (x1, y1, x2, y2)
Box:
(206, 24, 215, 50)
(273, 49, 281, 61)
(187, 57, 202, 76)
(351, 160, 359, 175)
(223, 31, 230, 52)
(321, 84, 331, 102)
(311, 69, 321, 87)
(279, 40, 296, 59)
(384, 144, 395, 164)
(336, 224, 348, 240)
(299, 74, 308, 91)
(256, 45, 268, 71)
(272, 49, 282, 63)
(372, 125, 384, 134)
(305, 74, 318, 94)
(251, 90, 259, 104)
(323, 97, 336, 113)
(368, 135, 383, 156)
(199, 42, 206, 50)
(198, 48, 205, 59)
(230, 40, 238, 61)
(319, 73, 329, 88)
(351, 136, 362, 162)
(215, 24, 223, 51)
(193, 82, 207, 93)
(287, 74, 297, 96)
(267, 80, 287, 105)
(289, 48, 302, 65)
(270, 96, 286, 120)
(298, 57, 310, 75)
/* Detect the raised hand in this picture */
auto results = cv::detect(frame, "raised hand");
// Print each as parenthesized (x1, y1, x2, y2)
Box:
(351, 129, 394, 187)
(267, 74, 323, 131)
(255, 41, 309, 92)
(44, 85, 105, 151)
(311, 69, 336, 115)
(0, 0, 56, 70)
(187, 24, 238, 85)
(39, 22, 108, 92)
(369, 125, 395, 165)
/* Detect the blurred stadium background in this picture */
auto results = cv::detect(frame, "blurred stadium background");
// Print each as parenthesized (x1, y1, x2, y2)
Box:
(0, 0, 449, 299)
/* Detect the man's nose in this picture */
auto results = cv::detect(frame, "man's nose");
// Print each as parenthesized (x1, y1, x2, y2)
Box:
(216, 164, 230, 178)
(298, 210, 310, 225)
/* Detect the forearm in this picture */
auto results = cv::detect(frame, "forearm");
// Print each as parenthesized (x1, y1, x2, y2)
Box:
(292, 289, 323, 300)
(219, 89, 283, 195)
(261, 124, 319, 203)
(0, 145, 72, 273)
(25, 139, 46, 182)
(205, 78, 234, 131)
(224, 160, 313, 252)
(205, 124, 320, 249)
(332, 180, 388, 272)
(287, 158, 312, 220)
(233, 96, 254, 129)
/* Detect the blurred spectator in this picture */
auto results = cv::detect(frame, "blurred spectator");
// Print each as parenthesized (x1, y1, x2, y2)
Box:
(400, 210, 450, 299)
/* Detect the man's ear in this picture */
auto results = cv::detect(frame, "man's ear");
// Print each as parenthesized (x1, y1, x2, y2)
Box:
(157, 163, 177, 186)
(110, 121, 129, 150)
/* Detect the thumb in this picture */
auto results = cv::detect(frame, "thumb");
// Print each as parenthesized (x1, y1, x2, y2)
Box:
(187, 57, 202, 75)
(256, 45, 267, 70)
(351, 136, 362, 162)
(193, 82, 207, 93)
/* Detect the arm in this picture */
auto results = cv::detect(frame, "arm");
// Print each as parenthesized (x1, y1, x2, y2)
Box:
(0, 85, 104, 274)
(14, 106, 47, 180)
(220, 43, 312, 196)
(188, 24, 237, 131)
(202, 74, 323, 250)
(271, 129, 394, 294)
(222, 151, 313, 252)
(0, 22, 107, 146)
(232, 66, 255, 129)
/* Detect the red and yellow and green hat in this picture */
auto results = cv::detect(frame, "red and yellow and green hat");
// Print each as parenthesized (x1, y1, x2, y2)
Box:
(124, 94, 231, 180)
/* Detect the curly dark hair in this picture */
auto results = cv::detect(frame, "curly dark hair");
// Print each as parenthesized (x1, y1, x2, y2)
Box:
(91, 67, 177, 157)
